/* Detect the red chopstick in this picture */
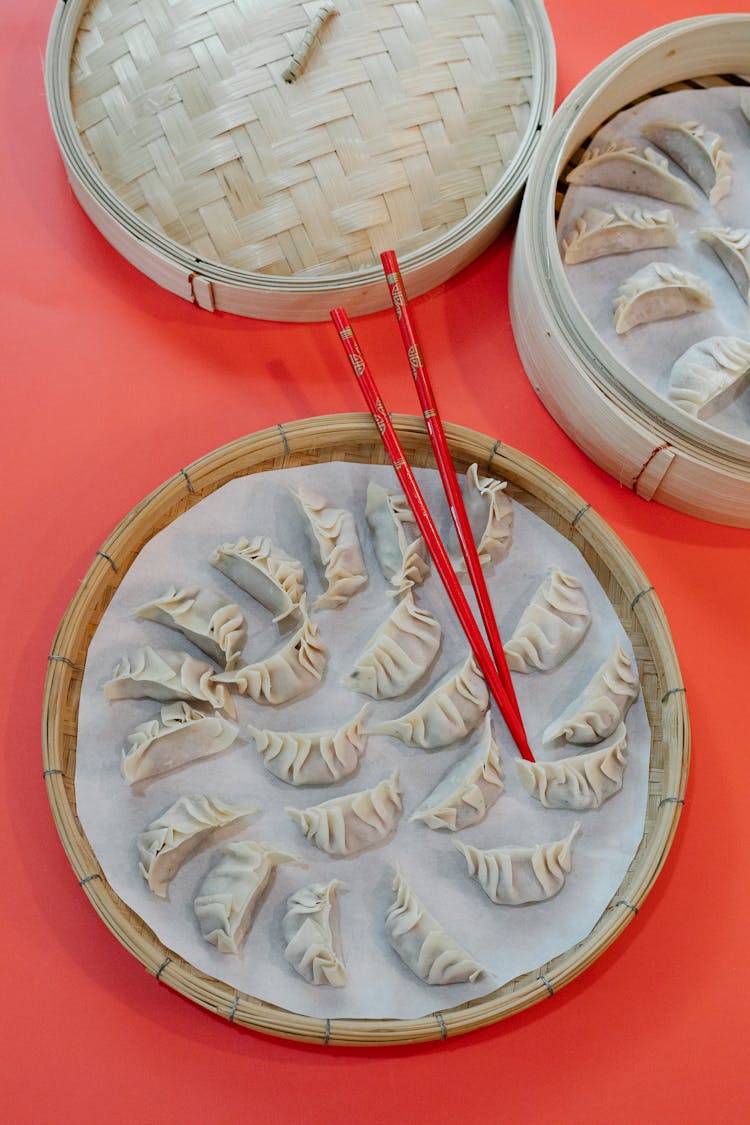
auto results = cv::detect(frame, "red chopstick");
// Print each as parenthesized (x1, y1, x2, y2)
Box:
(330, 306, 534, 762)
(380, 249, 524, 728)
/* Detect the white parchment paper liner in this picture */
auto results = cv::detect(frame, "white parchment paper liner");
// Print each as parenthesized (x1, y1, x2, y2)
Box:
(558, 87, 750, 444)
(76, 461, 650, 1020)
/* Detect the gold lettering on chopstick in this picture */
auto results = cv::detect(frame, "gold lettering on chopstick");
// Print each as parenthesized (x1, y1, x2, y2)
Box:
(390, 282, 404, 320)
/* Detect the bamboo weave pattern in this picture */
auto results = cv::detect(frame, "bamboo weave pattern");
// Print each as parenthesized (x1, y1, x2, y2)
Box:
(70, 0, 532, 277)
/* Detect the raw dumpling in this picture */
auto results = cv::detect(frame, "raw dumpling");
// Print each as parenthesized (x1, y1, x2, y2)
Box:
(517, 724, 628, 810)
(613, 262, 713, 335)
(342, 592, 441, 699)
(365, 481, 430, 597)
(286, 769, 402, 856)
(453, 463, 513, 569)
(216, 596, 326, 705)
(667, 336, 750, 418)
(137, 794, 254, 897)
(641, 120, 732, 205)
(194, 840, 298, 953)
(121, 701, 239, 784)
(565, 141, 699, 208)
(455, 822, 581, 905)
(293, 484, 367, 610)
(543, 642, 640, 746)
(504, 569, 590, 674)
(384, 868, 485, 985)
(210, 535, 304, 625)
(283, 880, 347, 987)
(410, 714, 503, 832)
(369, 654, 488, 750)
(134, 585, 246, 669)
(562, 205, 678, 264)
(697, 227, 750, 303)
(247, 706, 369, 786)
(104, 646, 237, 719)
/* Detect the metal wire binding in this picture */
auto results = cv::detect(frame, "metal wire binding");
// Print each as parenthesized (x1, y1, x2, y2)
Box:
(96, 550, 118, 572)
(277, 423, 290, 455)
(180, 468, 195, 493)
(155, 957, 172, 981)
(630, 586, 654, 609)
(538, 974, 554, 997)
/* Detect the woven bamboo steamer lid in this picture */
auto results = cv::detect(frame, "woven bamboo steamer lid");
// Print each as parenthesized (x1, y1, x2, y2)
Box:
(509, 14, 750, 528)
(42, 414, 688, 1045)
(45, 0, 554, 321)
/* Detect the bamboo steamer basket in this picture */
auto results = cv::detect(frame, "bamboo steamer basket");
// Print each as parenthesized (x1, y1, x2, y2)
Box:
(43, 414, 688, 1045)
(510, 15, 750, 528)
(45, 0, 555, 321)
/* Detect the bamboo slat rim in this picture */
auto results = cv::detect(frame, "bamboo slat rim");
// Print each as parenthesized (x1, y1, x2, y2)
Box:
(510, 14, 750, 525)
(44, 0, 556, 320)
(42, 414, 689, 1045)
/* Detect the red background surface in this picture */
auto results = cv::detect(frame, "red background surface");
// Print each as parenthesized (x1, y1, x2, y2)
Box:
(2, 2, 749, 1121)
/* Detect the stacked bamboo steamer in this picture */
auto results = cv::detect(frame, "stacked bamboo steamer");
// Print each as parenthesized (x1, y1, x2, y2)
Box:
(45, 0, 555, 320)
(510, 15, 750, 528)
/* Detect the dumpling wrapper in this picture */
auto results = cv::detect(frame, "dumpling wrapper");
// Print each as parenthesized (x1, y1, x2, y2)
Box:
(504, 569, 590, 674)
(543, 642, 640, 746)
(410, 714, 503, 832)
(565, 140, 699, 208)
(365, 481, 430, 597)
(517, 724, 628, 810)
(134, 585, 246, 669)
(384, 868, 485, 985)
(283, 880, 348, 987)
(613, 262, 713, 335)
(667, 335, 750, 419)
(210, 535, 305, 625)
(121, 701, 239, 784)
(293, 484, 367, 610)
(137, 794, 256, 897)
(562, 205, 678, 264)
(286, 769, 402, 857)
(247, 706, 368, 786)
(216, 596, 326, 705)
(342, 592, 441, 700)
(104, 646, 237, 719)
(369, 654, 488, 750)
(641, 119, 732, 205)
(451, 463, 513, 570)
(696, 227, 750, 303)
(195, 840, 298, 954)
(455, 822, 581, 905)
